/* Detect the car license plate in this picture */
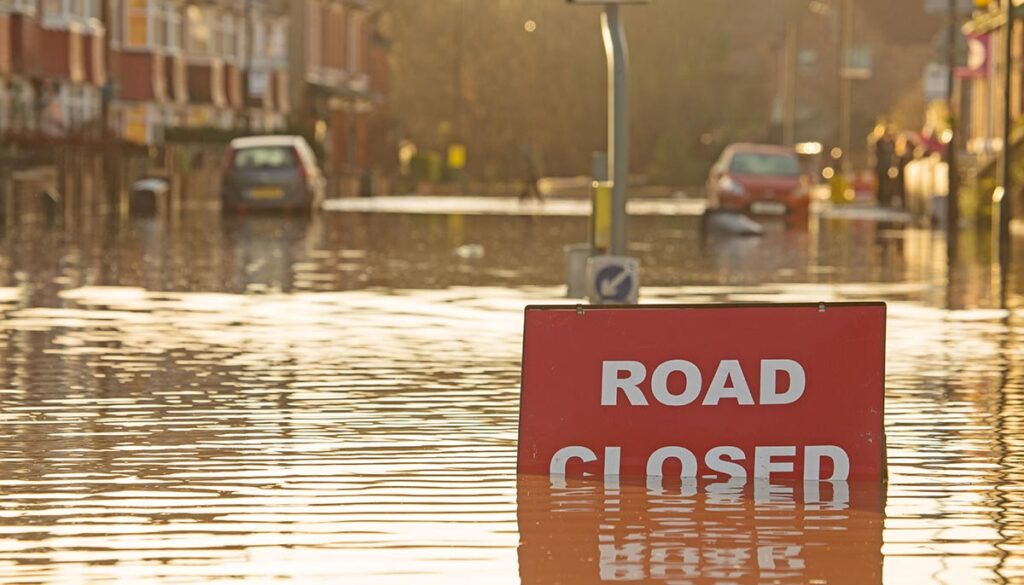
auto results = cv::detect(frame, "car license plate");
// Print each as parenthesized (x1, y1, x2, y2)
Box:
(249, 187, 284, 200)
(750, 201, 787, 216)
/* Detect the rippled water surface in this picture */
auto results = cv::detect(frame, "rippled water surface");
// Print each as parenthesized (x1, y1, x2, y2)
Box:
(1, 210, 1023, 584)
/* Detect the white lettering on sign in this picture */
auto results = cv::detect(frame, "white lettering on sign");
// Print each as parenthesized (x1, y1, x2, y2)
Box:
(601, 361, 648, 406)
(703, 360, 754, 405)
(601, 359, 806, 406)
(549, 446, 597, 476)
(652, 360, 703, 406)
(646, 446, 698, 478)
(550, 445, 851, 481)
(753, 446, 796, 478)
(550, 446, 623, 477)
(760, 360, 805, 405)
(706, 446, 747, 479)
(804, 445, 851, 481)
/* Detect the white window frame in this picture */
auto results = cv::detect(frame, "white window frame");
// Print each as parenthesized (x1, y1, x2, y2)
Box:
(56, 84, 101, 133)
(110, 0, 122, 45)
(270, 19, 287, 67)
(250, 18, 267, 65)
(41, 0, 103, 30)
(221, 11, 237, 62)
(0, 0, 38, 16)
(122, 0, 170, 51)
(11, 82, 36, 132)
(61, 84, 79, 132)
(165, 2, 182, 54)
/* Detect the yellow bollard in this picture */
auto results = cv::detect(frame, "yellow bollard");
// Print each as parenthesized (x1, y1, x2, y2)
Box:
(592, 181, 613, 254)
(829, 173, 850, 205)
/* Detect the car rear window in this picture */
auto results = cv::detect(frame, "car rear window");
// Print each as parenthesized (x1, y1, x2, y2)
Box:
(729, 153, 801, 176)
(232, 146, 298, 170)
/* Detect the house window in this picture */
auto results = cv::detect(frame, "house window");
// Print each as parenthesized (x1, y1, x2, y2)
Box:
(151, 2, 165, 47)
(0, 0, 38, 16)
(221, 12, 236, 62)
(10, 82, 35, 132)
(270, 20, 287, 65)
(41, 0, 103, 29)
(165, 3, 181, 53)
(251, 20, 266, 63)
(125, 0, 150, 46)
(41, 0, 64, 22)
(122, 0, 177, 50)
(82, 0, 101, 21)
(123, 104, 153, 144)
(307, 0, 321, 71)
(186, 5, 212, 59)
(110, 0, 122, 43)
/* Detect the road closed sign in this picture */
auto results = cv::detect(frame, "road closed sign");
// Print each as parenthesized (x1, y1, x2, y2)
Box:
(517, 303, 886, 481)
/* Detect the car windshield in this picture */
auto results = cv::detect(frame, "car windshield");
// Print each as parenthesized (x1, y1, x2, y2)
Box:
(729, 153, 800, 176)
(233, 146, 298, 170)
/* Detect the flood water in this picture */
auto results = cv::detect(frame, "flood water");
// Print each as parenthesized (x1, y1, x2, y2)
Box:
(1, 208, 1023, 584)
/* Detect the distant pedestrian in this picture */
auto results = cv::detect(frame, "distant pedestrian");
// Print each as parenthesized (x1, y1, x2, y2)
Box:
(872, 127, 896, 207)
(893, 134, 915, 209)
(518, 143, 544, 202)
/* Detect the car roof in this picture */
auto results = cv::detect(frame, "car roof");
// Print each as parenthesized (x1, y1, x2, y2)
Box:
(230, 135, 308, 149)
(724, 143, 797, 156)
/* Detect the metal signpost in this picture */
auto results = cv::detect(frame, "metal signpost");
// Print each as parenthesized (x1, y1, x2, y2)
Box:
(602, 4, 630, 257)
(568, 0, 649, 304)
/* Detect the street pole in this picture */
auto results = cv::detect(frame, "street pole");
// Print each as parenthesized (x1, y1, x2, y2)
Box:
(602, 4, 629, 257)
(947, 0, 959, 262)
(1000, 0, 1014, 271)
(454, 0, 465, 142)
(782, 12, 799, 146)
(838, 0, 853, 170)
(246, 0, 254, 133)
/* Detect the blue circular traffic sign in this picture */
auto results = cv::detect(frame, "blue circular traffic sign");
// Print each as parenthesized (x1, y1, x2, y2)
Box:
(595, 264, 635, 302)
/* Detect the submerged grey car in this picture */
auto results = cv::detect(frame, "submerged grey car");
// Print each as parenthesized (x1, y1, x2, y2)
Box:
(220, 136, 326, 213)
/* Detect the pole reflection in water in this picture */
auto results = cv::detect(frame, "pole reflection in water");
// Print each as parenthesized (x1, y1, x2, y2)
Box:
(518, 475, 883, 584)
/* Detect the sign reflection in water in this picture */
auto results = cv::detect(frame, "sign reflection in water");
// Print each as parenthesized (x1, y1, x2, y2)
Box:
(518, 475, 883, 584)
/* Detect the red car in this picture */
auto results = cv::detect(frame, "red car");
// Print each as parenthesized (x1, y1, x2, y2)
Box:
(706, 144, 810, 219)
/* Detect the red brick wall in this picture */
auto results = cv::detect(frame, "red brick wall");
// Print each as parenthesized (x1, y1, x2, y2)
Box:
(37, 28, 71, 80)
(370, 36, 387, 97)
(114, 51, 160, 101)
(188, 63, 214, 103)
(0, 16, 11, 75)
(330, 107, 348, 172)
(325, 4, 345, 71)
(11, 15, 42, 76)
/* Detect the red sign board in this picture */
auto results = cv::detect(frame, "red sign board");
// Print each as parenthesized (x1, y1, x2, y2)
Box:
(518, 303, 886, 481)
